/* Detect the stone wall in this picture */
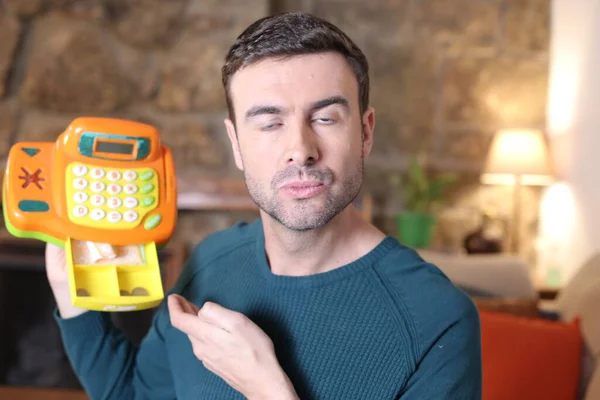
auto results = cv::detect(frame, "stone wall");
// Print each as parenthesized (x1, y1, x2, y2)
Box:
(313, 0, 550, 265)
(0, 0, 550, 261)
(0, 0, 268, 246)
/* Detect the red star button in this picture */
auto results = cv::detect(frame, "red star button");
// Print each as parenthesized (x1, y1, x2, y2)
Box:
(18, 167, 45, 190)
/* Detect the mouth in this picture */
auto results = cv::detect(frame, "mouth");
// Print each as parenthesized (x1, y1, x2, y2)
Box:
(279, 181, 325, 199)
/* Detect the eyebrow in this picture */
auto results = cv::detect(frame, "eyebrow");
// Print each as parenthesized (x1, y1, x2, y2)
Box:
(243, 96, 350, 121)
(309, 96, 349, 113)
(245, 105, 283, 120)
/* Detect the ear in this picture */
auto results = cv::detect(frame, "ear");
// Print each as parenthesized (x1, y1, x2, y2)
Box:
(361, 106, 375, 158)
(224, 118, 244, 171)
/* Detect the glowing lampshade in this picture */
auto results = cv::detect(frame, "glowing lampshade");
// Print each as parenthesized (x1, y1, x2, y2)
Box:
(482, 129, 554, 186)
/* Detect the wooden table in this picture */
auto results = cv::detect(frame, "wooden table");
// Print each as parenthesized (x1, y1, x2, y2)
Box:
(0, 386, 88, 399)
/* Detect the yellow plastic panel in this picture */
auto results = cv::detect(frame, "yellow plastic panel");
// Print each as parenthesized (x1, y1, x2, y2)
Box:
(66, 238, 164, 312)
(72, 265, 119, 298)
(117, 270, 163, 298)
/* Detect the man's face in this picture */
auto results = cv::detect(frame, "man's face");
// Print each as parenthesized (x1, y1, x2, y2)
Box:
(225, 52, 375, 231)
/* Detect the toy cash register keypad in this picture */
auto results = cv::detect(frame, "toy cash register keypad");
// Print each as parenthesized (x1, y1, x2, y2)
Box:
(66, 162, 160, 230)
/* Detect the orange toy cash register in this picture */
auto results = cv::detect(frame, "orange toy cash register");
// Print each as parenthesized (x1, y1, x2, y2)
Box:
(2, 117, 178, 311)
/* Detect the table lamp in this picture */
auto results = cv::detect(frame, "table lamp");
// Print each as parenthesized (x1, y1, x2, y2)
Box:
(481, 129, 554, 254)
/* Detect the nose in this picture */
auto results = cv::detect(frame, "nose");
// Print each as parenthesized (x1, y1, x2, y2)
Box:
(286, 122, 320, 167)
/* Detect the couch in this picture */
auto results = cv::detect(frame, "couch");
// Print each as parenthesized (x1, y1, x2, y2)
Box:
(419, 250, 599, 400)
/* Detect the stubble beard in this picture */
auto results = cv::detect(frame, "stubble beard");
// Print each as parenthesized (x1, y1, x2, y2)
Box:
(244, 156, 364, 232)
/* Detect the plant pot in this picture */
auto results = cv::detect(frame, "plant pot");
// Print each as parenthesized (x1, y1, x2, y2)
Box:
(396, 212, 436, 249)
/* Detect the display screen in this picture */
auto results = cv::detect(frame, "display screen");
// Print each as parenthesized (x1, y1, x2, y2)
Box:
(95, 140, 134, 155)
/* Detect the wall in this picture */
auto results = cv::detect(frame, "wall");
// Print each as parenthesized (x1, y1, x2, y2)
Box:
(0, 0, 268, 245)
(0, 0, 550, 254)
(537, 0, 600, 284)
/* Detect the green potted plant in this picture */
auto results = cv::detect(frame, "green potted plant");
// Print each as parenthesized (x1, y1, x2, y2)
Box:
(393, 155, 456, 249)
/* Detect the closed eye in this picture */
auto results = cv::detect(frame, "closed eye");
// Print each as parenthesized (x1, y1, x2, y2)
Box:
(261, 122, 283, 131)
(313, 118, 335, 125)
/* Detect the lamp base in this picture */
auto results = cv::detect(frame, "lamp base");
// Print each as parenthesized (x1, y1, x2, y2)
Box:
(508, 176, 522, 255)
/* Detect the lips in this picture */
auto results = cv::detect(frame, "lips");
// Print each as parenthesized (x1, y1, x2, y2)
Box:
(280, 181, 325, 199)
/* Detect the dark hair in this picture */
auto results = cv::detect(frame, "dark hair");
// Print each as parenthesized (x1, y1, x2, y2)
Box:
(221, 12, 370, 125)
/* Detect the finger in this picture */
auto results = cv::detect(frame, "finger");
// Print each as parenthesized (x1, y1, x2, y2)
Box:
(188, 301, 200, 315)
(181, 296, 201, 315)
(45, 243, 66, 269)
(198, 302, 246, 333)
(169, 294, 199, 315)
(45, 242, 64, 253)
(167, 294, 185, 324)
(171, 309, 202, 335)
(167, 294, 184, 315)
(168, 295, 203, 334)
(169, 296, 222, 339)
(200, 316, 231, 344)
(190, 318, 230, 348)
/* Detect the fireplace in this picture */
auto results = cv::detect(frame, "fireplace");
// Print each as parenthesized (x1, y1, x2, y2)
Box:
(0, 234, 187, 390)
(0, 174, 261, 395)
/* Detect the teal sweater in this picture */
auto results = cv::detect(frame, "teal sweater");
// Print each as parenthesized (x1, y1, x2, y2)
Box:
(55, 220, 482, 399)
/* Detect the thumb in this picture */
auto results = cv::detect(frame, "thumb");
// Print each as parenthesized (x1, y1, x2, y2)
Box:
(45, 242, 68, 277)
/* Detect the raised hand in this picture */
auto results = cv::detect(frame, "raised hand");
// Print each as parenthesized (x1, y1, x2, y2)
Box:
(168, 294, 298, 400)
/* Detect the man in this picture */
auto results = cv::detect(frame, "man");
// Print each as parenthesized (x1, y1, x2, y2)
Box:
(47, 12, 482, 399)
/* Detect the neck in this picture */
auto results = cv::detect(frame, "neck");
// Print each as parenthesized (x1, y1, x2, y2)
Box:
(261, 205, 386, 277)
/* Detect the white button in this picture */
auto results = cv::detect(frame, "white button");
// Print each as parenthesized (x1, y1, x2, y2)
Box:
(90, 194, 106, 207)
(107, 170, 121, 181)
(107, 211, 122, 223)
(73, 164, 88, 177)
(90, 208, 106, 221)
(107, 184, 122, 195)
(73, 192, 88, 204)
(108, 197, 122, 209)
(123, 170, 137, 181)
(73, 178, 88, 190)
(73, 205, 88, 218)
(124, 210, 138, 222)
(124, 184, 137, 194)
(123, 197, 138, 208)
(91, 181, 105, 193)
(90, 168, 105, 179)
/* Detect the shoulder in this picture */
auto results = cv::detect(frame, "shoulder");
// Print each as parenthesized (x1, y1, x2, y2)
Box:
(167, 219, 260, 294)
(375, 239, 478, 320)
(191, 219, 258, 259)
(374, 240, 480, 355)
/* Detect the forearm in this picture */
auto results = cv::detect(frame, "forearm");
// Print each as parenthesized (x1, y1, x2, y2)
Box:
(54, 299, 175, 400)
(51, 279, 140, 398)
(51, 283, 141, 398)
(54, 309, 139, 399)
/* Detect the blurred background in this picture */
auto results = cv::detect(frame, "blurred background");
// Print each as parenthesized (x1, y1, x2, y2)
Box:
(0, 0, 551, 260)
(1, 0, 599, 399)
